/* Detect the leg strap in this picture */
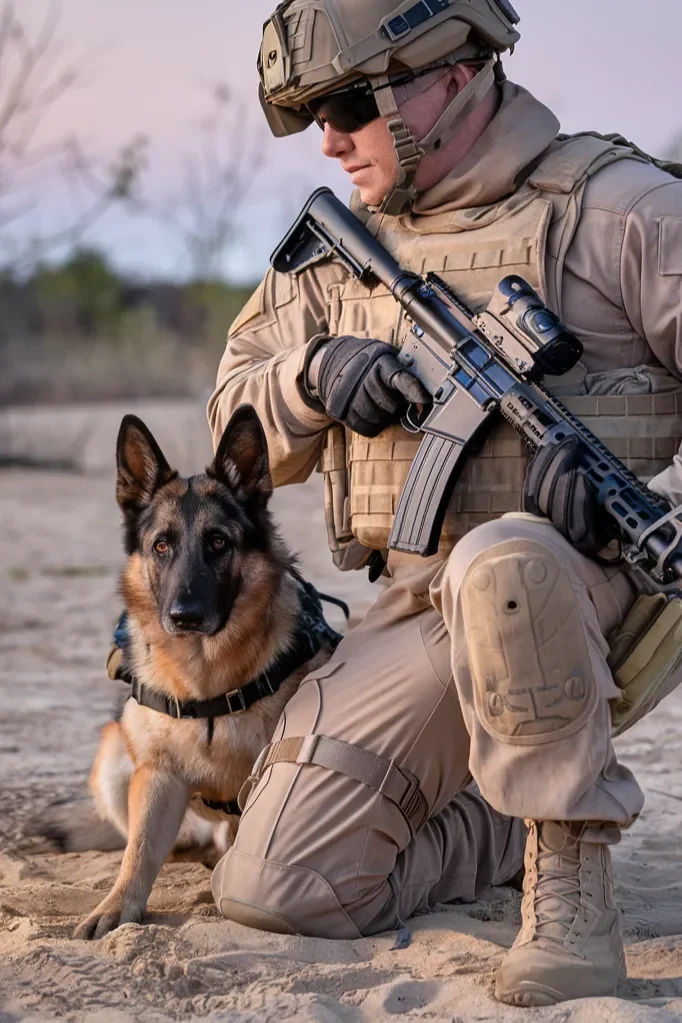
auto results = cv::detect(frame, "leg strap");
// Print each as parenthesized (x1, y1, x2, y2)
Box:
(239, 734, 428, 837)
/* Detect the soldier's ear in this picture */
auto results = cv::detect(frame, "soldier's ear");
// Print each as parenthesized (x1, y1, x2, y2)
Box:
(116, 415, 176, 524)
(208, 405, 273, 508)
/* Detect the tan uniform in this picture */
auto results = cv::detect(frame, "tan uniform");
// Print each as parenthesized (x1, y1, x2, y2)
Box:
(208, 83, 682, 937)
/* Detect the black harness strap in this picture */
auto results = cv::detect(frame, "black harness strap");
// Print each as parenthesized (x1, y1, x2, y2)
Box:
(315, 592, 350, 619)
(123, 574, 343, 721)
(114, 575, 345, 819)
(128, 625, 320, 720)
(201, 797, 242, 816)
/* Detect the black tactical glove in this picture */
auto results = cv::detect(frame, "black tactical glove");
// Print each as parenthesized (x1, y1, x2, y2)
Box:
(304, 335, 428, 438)
(523, 432, 613, 555)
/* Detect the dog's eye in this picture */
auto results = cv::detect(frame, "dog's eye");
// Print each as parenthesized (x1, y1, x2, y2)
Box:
(208, 535, 227, 552)
(153, 538, 170, 555)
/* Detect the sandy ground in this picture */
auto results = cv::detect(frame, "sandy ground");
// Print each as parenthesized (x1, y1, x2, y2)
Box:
(2, 402, 682, 1022)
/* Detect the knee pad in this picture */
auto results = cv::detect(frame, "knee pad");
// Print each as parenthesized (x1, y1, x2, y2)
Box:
(460, 539, 597, 746)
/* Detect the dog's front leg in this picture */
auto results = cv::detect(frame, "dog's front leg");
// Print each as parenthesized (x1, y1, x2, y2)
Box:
(74, 764, 189, 940)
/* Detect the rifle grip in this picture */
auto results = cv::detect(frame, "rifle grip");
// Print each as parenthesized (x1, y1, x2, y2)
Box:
(388, 432, 467, 556)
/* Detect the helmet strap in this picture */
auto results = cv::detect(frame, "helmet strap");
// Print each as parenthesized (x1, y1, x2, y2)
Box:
(371, 57, 497, 216)
(372, 76, 422, 215)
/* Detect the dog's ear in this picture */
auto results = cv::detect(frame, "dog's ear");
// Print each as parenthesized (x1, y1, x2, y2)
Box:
(116, 415, 176, 519)
(209, 405, 272, 507)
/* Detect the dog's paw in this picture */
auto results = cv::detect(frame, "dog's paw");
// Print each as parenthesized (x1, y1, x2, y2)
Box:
(73, 894, 142, 940)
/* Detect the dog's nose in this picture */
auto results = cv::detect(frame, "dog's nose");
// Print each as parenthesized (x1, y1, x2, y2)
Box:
(168, 602, 206, 630)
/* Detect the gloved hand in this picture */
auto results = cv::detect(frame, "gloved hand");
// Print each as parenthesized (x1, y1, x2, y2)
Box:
(304, 335, 428, 437)
(523, 432, 613, 555)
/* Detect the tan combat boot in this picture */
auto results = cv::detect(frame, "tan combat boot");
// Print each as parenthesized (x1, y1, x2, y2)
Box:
(495, 820, 625, 1007)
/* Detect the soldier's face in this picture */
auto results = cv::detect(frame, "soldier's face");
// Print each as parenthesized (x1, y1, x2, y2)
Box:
(321, 115, 400, 205)
(320, 64, 479, 205)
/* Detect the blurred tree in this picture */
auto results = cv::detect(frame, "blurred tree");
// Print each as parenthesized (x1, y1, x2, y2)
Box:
(0, 3, 147, 274)
(33, 249, 123, 336)
(145, 83, 264, 280)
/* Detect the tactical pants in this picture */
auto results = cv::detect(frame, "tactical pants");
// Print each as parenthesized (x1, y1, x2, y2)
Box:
(211, 516, 644, 938)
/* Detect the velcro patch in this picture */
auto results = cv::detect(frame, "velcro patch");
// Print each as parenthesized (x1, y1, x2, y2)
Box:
(658, 217, 682, 276)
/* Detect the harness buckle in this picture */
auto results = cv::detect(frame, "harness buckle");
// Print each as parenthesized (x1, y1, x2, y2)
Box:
(259, 670, 278, 696)
(225, 687, 247, 714)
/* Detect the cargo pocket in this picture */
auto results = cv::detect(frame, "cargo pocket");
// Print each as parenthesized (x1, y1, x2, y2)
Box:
(299, 660, 345, 689)
(237, 712, 289, 820)
(238, 661, 345, 818)
(319, 425, 352, 555)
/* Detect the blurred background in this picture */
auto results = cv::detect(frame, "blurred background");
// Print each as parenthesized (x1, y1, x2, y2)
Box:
(0, 0, 681, 410)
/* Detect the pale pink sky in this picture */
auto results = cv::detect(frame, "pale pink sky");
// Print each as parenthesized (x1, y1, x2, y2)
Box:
(15, 0, 682, 280)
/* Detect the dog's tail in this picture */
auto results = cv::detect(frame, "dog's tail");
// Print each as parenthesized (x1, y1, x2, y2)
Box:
(26, 798, 126, 853)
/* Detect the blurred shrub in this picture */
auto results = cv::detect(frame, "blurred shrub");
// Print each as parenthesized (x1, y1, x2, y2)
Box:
(0, 251, 255, 404)
(33, 250, 123, 337)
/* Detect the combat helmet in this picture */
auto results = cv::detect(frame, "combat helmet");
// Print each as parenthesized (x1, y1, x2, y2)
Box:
(258, 0, 521, 213)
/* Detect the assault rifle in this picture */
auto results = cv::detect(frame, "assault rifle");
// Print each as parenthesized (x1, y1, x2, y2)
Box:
(272, 188, 682, 584)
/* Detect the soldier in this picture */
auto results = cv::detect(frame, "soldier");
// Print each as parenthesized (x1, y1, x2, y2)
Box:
(208, 0, 682, 1006)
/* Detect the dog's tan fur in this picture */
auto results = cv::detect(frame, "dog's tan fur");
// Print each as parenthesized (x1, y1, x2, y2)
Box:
(74, 411, 332, 940)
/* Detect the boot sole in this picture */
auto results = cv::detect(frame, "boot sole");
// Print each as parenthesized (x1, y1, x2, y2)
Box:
(495, 980, 565, 1007)
(496, 978, 620, 1008)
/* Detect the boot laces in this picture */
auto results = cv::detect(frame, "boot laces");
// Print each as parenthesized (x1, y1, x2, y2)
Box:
(531, 829, 585, 941)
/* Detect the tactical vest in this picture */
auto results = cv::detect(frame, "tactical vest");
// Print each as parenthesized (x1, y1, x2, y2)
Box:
(318, 135, 682, 566)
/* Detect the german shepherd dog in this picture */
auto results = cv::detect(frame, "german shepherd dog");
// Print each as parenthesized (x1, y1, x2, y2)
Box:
(73, 405, 334, 940)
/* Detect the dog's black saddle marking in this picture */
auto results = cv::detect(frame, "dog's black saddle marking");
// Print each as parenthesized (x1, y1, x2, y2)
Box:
(116, 573, 343, 721)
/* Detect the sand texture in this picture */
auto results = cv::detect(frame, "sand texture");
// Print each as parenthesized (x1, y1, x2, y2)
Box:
(2, 402, 682, 1022)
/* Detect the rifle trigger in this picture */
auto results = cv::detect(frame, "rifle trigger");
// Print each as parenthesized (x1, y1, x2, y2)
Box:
(401, 404, 424, 434)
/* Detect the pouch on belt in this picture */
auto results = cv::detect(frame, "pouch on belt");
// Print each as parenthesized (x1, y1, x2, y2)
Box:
(608, 594, 682, 735)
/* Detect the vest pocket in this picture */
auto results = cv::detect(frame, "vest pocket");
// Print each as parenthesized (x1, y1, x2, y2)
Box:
(608, 594, 682, 736)
(334, 278, 401, 346)
(319, 425, 352, 553)
(348, 427, 422, 551)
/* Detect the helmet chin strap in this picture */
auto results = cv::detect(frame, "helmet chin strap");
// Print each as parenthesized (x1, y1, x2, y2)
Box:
(371, 57, 497, 216)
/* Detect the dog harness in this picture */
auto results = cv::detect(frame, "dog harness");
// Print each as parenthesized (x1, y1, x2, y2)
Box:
(108, 573, 347, 818)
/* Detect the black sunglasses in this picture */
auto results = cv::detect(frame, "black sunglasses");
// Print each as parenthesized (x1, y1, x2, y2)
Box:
(307, 66, 454, 134)
(307, 84, 382, 134)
